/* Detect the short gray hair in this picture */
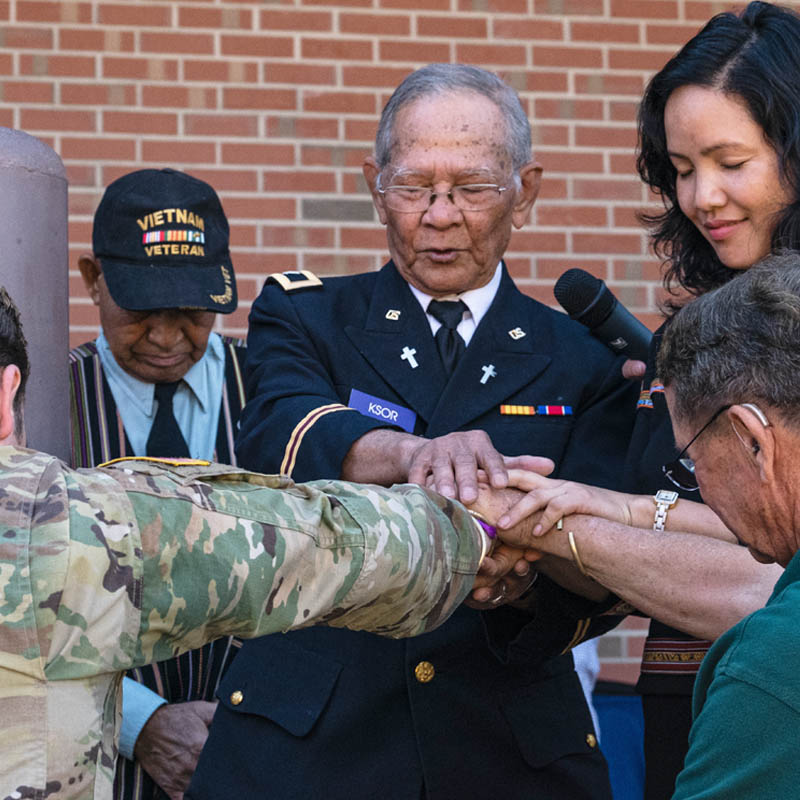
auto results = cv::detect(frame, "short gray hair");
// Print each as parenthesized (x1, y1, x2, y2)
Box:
(374, 63, 532, 172)
(658, 252, 800, 429)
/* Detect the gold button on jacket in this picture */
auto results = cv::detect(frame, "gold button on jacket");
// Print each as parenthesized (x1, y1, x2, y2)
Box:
(414, 661, 435, 683)
(230, 690, 244, 706)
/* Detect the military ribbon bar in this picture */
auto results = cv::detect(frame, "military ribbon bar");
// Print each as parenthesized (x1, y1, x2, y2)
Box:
(536, 405, 572, 416)
(500, 404, 535, 416)
(499, 404, 573, 416)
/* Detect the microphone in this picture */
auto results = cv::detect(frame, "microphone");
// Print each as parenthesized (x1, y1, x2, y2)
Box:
(554, 268, 652, 362)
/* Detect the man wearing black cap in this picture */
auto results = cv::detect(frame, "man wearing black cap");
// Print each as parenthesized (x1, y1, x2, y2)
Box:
(68, 168, 245, 800)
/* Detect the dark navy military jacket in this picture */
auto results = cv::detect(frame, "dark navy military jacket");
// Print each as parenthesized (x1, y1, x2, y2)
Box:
(189, 262, 637, 800)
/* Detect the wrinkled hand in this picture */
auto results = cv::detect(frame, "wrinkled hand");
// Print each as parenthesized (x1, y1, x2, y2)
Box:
(468, 550, 538, 608)
(472, 541, 538, 589)
(134, 700, 217, 800)
(407, 430, 554, 504)
(497, 469, 632, 537)
(622, 359, 646, 380)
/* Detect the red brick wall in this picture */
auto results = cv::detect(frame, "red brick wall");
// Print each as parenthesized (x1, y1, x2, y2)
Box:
(3, 0, 783, 683)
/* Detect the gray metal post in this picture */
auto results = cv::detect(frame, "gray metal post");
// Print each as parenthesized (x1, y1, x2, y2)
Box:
(0, 128, 69, 460)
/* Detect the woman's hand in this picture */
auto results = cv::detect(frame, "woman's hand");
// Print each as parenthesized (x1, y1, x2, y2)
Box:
(497, 469, 634, 534)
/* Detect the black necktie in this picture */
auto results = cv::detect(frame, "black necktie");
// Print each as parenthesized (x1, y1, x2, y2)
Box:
(428, 299, 467, 376)
(146, 381, 190, 458)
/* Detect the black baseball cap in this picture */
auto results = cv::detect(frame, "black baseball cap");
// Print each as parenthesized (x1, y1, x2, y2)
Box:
(92, 168, 237, 314)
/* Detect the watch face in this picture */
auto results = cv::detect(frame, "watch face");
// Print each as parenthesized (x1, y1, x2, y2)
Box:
(655, 489, 679, 504)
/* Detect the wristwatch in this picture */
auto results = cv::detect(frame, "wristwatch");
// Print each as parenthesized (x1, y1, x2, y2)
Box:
(653, 489, 679, 531)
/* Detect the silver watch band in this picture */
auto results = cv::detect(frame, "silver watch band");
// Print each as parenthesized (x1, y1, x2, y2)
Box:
(653, 502, 670, 531)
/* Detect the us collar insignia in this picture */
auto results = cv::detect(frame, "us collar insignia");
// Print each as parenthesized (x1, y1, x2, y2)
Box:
(508, 327, 526, 340)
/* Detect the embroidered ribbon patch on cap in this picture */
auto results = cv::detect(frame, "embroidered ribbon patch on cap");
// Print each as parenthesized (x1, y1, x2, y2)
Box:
(143, 230, 205, 244)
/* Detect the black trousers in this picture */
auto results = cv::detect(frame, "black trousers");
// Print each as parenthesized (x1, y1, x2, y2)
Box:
(642, 693, 693, 800)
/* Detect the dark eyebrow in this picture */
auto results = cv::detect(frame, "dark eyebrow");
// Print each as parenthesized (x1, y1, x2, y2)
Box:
(668, 142, 751, 160)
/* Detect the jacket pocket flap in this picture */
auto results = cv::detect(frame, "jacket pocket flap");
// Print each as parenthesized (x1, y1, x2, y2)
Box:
(501, 670, 598, 768)
(217, 637, 342, 737)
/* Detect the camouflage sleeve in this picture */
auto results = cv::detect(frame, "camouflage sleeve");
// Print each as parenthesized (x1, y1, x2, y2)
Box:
(69, 459, 483, 669)
(1, 452, 482, 797)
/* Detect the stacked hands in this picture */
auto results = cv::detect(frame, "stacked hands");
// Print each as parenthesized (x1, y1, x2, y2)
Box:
(400, 429, 553, 609)
(404, 429, 636, 607)
(470, 470, 633, 607)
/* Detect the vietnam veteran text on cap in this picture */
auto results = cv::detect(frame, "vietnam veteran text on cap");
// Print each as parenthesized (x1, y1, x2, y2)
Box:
(92, 168, 237, 314)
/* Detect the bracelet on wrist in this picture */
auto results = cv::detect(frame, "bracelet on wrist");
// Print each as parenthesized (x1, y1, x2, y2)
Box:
(467, 510, 496, 567)
(567, 530, 589, 577)
(467, 508, 496, 538)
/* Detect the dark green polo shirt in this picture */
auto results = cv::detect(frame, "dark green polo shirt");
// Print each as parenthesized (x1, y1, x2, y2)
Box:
(673, 550, 799, 799)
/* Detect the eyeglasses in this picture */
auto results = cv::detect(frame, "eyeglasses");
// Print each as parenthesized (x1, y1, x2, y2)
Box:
(377, 182, 510, 213)
(662, 404, 731, 491)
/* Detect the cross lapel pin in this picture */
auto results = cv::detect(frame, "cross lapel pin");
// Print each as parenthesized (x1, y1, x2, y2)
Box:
(401, 346, 419, 369)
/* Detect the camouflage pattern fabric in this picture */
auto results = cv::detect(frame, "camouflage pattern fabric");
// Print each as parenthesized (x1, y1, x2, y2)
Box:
(0, 447, 481, 800)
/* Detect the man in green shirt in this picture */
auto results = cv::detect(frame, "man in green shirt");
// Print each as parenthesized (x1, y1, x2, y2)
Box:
(657, 257, 800, 800)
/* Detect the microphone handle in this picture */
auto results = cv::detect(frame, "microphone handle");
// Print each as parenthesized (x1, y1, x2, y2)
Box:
(590, 305, 652, 362)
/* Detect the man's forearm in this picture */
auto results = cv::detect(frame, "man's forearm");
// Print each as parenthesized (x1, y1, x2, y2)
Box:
(340, 429, 421, 485)
(524, 515, 781, 640)
(534, 554, 610, 603)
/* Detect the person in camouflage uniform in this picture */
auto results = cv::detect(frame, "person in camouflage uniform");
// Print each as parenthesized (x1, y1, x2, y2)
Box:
(0, 288, 521, 799)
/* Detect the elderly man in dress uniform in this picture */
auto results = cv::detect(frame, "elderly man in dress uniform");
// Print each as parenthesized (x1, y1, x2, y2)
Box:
(189, 64, 637, 800)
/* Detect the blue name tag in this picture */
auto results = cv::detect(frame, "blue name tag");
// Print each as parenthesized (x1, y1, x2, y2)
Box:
(348, 389, 417, 433)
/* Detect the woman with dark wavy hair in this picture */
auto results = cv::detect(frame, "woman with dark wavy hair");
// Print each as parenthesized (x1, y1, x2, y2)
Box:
(638, 0, 800, 297)
(489, 3, 800, 798)
(630, 4, 800, 795)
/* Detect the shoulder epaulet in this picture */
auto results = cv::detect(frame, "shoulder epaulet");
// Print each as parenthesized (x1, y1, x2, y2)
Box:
(98, 456, 211, 469)
(267, 270, 323, 292)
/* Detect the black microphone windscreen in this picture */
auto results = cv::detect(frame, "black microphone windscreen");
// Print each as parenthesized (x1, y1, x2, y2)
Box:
(554, 268, 615, 327)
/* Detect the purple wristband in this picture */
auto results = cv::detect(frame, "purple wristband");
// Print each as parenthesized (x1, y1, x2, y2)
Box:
(476, 518, 497, 539)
